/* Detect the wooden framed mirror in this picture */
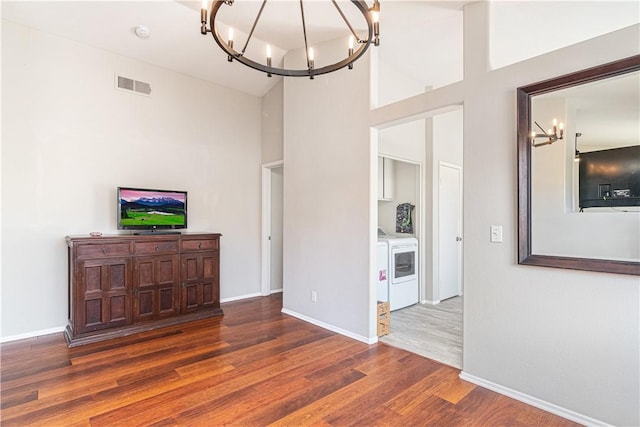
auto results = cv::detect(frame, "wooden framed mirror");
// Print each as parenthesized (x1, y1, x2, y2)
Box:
(517, 55, 640, 275)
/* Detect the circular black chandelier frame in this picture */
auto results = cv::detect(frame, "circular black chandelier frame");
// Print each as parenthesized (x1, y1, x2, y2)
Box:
(203, 0, 376, 78)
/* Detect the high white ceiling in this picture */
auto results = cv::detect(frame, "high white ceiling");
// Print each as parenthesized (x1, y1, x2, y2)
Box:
(2, 0, 467, 97)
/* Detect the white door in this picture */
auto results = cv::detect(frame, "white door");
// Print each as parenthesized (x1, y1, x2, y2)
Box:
(261, 162, 284, 296)
(438, 163, 462, 301)
(270, 167, 284, 293)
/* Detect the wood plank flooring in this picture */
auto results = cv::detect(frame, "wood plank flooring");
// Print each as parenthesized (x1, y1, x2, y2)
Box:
(379, 296, 463, 369)
(1, 294, 580, 426)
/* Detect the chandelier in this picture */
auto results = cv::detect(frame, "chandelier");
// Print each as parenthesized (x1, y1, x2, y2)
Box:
(200, 0, 380, 79)
(530, 119, 564, 147)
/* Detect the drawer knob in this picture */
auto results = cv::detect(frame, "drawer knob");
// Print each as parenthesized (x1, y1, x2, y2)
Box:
(155, 245, 159, 251)
(101, 248, 108, 254)
(198, 242, 202, 249)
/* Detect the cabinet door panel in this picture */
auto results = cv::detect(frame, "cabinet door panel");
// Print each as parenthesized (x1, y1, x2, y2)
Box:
(202, 282, 218, 308)
(85, 299, 102, 326)
(182, 283, 201, 313)
(108, 294, 128, 323)
(136, 289, 155, 320)
(203, 256, 215, 279)
(133, 255, 179, 321)
(137, 260, 155, 287)
(76, 258, 132, 334)
(85, 266, 102, 292)
(183, 257, 199, 281)
(159, 287, 176, 315)
(180, 252, 219, 314)
(158, 258, 176, 285)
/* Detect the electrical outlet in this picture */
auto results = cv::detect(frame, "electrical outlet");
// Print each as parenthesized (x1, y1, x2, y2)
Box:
(490, 225, 503, 243)
(311, 290, 317, 302)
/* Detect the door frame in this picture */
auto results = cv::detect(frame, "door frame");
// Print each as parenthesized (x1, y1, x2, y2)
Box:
(261, 160, 284, 296)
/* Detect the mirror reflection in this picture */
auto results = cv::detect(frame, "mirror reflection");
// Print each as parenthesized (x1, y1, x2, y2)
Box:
(530, 70, 640, 262)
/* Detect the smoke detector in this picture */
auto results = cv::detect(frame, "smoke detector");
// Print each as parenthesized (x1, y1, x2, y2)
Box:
(134, 25, 150, 39)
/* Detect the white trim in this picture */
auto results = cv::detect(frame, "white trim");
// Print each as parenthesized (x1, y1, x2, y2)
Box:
(261, 161, 284, 297)
(270, 288, 283, 294)
(282, 308, 378, 345)
(423, 299, 441, 305)
(1, 325, 66, 343)
(459, 372, 611, 427)
(220, 292, 263, 303)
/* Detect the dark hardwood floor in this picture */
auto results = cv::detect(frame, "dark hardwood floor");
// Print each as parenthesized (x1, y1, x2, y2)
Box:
(1, 294, 579, 426)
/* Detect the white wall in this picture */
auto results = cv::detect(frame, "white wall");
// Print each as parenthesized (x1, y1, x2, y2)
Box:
(376, 60, 425, 108)
(489, 1, 640, 69)
(282, 37, 373, 341)
(261, 80, 284, 164)
(1, 21, 263, 339)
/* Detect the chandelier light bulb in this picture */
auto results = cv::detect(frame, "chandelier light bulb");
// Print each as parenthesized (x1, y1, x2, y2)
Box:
(266, 45, 272, 77)
(552, 118, 558, 126)
(228, 27, 234, 42)
(202, 0, 208, 10)
(349, 35, 355, 49)
(309, 47, 314, 61)
(372, 11, 379, 23)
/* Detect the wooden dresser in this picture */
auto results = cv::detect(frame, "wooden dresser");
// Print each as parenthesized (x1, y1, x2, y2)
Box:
(65, 233, 222, 347)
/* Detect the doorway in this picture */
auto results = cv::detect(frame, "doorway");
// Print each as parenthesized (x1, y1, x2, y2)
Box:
(261, 162, 284, 296)
(376, 108, 463, 369)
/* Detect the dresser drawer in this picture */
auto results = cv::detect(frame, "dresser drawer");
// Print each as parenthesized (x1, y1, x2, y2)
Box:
(181, 238, 218, 252)
(135, 240, 179, 255)
(76, 242, 131, 259)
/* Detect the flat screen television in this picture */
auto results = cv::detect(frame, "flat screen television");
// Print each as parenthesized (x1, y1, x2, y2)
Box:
(579, 145, 640, 209)
(117, 187, 187, 233)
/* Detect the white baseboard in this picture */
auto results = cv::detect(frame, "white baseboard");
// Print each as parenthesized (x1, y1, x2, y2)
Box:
(281, 308, 377, 345)
(423, 299, 440, 305)
(459, 371, 610, 427)
(270, 288, 283, 294)
(220, 292, 263, 303)
(1, 325, 66, 343)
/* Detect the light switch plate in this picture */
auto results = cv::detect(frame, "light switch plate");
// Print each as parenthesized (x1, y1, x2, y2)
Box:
(490, 225, 503, 243)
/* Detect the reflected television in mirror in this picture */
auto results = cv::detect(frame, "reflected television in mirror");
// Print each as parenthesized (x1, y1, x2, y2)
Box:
(579, 146, 640, 209)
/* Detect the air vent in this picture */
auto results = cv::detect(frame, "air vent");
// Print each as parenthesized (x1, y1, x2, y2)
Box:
(116, 74, 152, 96)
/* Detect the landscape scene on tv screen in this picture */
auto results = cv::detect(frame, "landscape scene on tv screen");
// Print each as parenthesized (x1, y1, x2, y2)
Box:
(119, 188, 186, 228)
